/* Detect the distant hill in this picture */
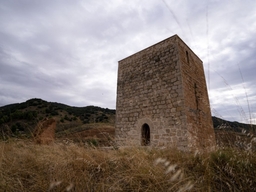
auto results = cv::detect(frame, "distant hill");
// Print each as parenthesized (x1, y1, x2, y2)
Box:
(0, 98, 115, 140)
(212, 116, 256, 133)
(212, 116, 256, 149)
(0, 98, 255, 147)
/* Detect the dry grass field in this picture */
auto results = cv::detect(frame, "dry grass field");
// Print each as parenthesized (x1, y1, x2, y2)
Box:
(0, 139, 256, 192)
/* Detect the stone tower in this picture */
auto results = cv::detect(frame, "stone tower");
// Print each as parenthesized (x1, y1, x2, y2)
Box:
(115, 35, 216, 151)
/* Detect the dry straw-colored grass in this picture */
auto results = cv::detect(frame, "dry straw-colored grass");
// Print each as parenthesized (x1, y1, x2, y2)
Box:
(0, 139, 256, 191)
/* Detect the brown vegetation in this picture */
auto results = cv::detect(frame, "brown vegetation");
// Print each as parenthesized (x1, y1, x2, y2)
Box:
(0, 139, 256, 191)
(33, 118, 56, 144)
(1, 99, 256, 191)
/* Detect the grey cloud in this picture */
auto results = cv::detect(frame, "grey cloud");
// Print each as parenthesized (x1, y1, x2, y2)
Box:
(0, 0, 255, 123)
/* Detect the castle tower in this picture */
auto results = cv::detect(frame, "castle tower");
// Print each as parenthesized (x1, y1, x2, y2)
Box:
(115, 35, 216, 151)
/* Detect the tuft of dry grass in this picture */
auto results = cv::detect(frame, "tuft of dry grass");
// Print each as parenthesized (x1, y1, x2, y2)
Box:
(0, 139, 256, 191)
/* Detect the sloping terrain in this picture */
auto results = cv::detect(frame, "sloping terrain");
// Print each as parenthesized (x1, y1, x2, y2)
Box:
(212, 116, 256, 133)
(1, 98, 255, 148)
(0, 98, 115, 142)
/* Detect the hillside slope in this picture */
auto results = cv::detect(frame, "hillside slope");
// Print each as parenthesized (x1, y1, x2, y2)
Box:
(0, 98, 255, 147)
(0, 98, 115, 141)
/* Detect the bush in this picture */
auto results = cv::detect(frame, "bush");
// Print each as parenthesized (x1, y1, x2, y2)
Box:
(1, 115, 9, 123)
(88, 139, 98, 147)
(11, 124, 17, 133)
(50, 111, 58, 116)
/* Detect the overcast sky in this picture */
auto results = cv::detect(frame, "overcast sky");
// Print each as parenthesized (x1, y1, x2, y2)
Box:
(0, 0, 255, 124)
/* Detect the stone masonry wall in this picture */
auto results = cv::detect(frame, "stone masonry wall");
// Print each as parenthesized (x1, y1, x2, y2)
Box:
(116, 34, 216, 151)
(177, 40, 216, 151)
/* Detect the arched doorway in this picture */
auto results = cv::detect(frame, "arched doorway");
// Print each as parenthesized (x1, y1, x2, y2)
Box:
(141, 123, 150, 146)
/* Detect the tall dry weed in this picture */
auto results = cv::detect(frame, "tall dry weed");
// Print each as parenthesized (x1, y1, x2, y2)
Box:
(0, 139, 256, 191)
